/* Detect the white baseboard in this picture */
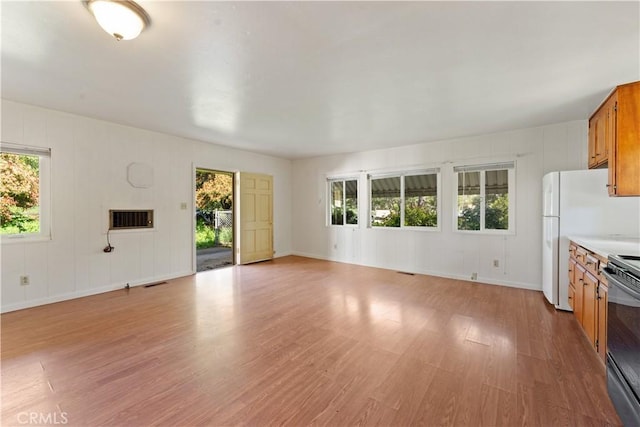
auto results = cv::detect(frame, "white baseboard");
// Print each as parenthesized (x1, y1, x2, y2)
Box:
(289, 251, 541, 292)
(1, 270, 194, 313)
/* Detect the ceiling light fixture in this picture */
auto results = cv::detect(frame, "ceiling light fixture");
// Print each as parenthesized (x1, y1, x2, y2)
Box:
(84, 0, 150, 41)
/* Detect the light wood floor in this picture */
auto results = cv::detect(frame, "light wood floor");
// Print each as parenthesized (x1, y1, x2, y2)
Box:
(1, 256, 620, 426)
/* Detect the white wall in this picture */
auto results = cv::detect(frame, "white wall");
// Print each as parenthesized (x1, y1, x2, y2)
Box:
(1, 100, 292, 312)
(291, 121, 588, 290)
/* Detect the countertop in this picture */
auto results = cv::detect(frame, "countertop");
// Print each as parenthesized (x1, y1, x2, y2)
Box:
(569, 235, 640, 259)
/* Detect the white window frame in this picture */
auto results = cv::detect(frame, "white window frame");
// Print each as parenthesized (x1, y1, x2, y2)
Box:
(1, 142, 52, 243)
(368, 168, 441, 231)
(327, 177, 359, 227)
(453, 161, 515, 235)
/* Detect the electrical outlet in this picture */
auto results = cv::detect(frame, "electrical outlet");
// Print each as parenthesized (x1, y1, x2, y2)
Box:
(20, 275, 29, 286)
(471, 272, 478, 280)
(333, 244, 337, 249)
(180, 202, 187, 210)
(493, 259, 500, 268)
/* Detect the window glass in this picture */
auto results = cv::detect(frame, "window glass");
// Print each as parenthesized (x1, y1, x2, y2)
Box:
(1, 152, 41, 235)
(457, 171, 481, 231)
(454, 162, 514, 233)
(328, 178, 358, 226)
(371, 176, 401, 227)
(485, 169, 509, 230)
(330, 181, 344, 225)
(405, 174, 438, 227)
(345, 180, 358, 225)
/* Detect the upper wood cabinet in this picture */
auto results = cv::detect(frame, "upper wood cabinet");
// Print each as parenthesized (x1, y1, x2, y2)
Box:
(588, 81, 640, 196)
(588, 101, 608, 168)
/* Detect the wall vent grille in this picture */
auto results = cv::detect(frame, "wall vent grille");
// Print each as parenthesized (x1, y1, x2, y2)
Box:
(109, 210, 154, 229)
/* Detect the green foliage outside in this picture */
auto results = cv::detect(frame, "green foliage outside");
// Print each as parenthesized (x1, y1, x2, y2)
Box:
(371, 195, 437, 227)
(0, 207, 40, 234)
(457, 195, 481, 230)
(195, 170, 233, 250)
(196, 171, 232, 211)
(405, 196, 437, 227)
(331, 206, 358, 225)
(485, 193, 509, 230)
(1, 153, 40, 235)
(457, 193, 508, 230)
(371, 196, 400, 227)
(196, 218, 232, 249)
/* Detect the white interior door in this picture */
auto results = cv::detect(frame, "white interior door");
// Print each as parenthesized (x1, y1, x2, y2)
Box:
(239, 173, 273, 264)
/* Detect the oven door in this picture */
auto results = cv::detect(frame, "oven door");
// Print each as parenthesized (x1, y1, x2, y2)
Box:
(607, 353, 640, 426)
(604, 269, 640, 425)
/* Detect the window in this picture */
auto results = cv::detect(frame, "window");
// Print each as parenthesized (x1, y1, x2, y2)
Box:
(454, 161, 514, 233)
(328, 178, 358, 225)
(1, 143, 51, 240)
(370, 169, 440, 229)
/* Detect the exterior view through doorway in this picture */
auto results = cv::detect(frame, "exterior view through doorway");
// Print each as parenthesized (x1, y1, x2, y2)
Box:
(195, 169, 234, 272)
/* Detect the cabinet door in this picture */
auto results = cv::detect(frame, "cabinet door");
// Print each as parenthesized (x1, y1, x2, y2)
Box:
(597, 284, 608, 361)
(595, 108, 608, 165)
(568, 258, 575, 283)
(607, 94, 618, 195)
(568, 284, 576, 310)
(583, 272, 598, 346)
(612, 82, 639, 196)
(585, 254, 599, 277)
(588, 117, 598, 168)
(574, 265, 585, 324)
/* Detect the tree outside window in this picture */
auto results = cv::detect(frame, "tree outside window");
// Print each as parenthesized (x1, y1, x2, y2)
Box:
(455, 163, 513, 233)
(404, 174, 438, 227)
(371, 176, 401, 227)
(370, 171, 439, 229)
(1, 150, 46, 235)
(329, 179, 358, 226)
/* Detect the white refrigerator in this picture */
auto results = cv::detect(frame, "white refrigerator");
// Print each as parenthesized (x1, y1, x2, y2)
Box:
(542, 169, 640, 310)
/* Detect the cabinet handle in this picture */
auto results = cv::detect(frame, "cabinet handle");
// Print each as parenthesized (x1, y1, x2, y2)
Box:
(591, 156, 596, 159)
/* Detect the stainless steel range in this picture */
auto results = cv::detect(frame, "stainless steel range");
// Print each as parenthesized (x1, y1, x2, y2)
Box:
(603, 254, 640, 426)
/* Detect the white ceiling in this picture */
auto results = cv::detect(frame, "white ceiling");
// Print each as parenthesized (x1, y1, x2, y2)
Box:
(2, 1, 638, 159)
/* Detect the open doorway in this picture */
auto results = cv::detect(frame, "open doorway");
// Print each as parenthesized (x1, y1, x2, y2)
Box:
(195, 169, 234, 272)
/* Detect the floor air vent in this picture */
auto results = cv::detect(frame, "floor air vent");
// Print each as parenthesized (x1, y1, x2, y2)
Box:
(144, 281, 167, 288)
(110, 210, 154, 230)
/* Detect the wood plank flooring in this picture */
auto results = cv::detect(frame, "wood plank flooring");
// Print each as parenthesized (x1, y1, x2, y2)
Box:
(1, 256, 621, 426)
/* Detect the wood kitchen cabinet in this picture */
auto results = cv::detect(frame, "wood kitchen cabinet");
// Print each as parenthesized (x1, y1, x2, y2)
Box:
(588, 80, 640, 196)
(597, 282, 608, 361)
(568, 241, 609, 362)
(582, 271, 598, 346)
(568, 258, 576, 310)
(588, 101, 608, 168)
(573, 263, 585, 324)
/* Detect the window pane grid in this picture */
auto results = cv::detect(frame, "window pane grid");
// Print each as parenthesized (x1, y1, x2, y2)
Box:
(1, 151, 42, 235)
(371, 176, 401, 227)
(370, 173, 439, 229)
(328, 178, 358, 226)
(455, 165, 512, 233)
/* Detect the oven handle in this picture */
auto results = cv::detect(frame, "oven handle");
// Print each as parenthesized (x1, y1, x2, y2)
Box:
(603, 269, 640, 300)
